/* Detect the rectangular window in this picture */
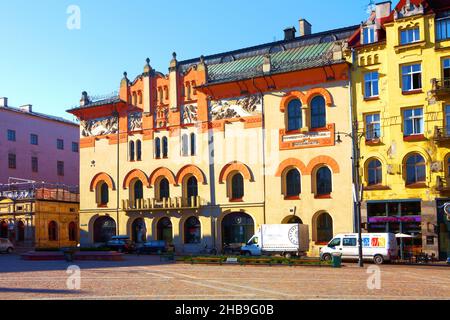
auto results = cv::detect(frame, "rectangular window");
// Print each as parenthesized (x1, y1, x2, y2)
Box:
(402, 64, 422, 92)
(446, 105, 450, 135)
(57, 139, 64, 150)
(444, 58, 450, 79)
(400, 28, 420, 45)
(403, 107, 423, 136)
(7, 129, 16, 142)
(362, 26, 375, 44)
(364, 72, 379, 98)
(8, 153, 16, 169)
(365, 113, 381, 140)
(30, 134, 39, 145)
(72, 142, 79, 153)
(31, 157, 38, 173)
(57, 161, 65, 176)
(436, 17, 450, 41)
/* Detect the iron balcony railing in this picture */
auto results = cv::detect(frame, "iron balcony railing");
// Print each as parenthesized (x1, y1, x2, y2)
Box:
(0, 182, 79, 203)
(433, 126, 450, 142)
(122, 196, 202, 211)
(436, 176, 450, 192)
(431, 78, 450, 94)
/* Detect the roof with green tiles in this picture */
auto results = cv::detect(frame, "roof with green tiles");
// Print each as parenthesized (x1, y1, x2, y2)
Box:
(179, 24, 358, 84)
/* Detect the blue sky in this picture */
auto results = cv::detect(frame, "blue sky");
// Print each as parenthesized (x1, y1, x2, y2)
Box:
(0, 0, 372, 120)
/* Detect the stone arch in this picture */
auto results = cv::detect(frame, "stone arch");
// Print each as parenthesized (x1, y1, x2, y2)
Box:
(305, 88, 333, 107)
(219, 161, 253, 184)
(305, 156, 340, 175)
(123, 169, 149, 189)
(176, 165, 207, 185)
(280, 91, 307, 112)
(149, 167, 176, 186)
(311, 210, 334, 243)
(275, 158, 307, 176)
(90, 172, 115, 192)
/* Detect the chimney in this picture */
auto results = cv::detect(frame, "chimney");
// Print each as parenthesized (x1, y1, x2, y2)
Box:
(0, 97, 8, 107)
(284, 27, 296, 41)
(19, 104, 32, 113)
(376, 1, 392, 19)
(299, 19, 312, 37)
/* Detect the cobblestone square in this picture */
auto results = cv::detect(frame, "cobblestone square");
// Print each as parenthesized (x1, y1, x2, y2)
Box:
(0, 254, 449, 300)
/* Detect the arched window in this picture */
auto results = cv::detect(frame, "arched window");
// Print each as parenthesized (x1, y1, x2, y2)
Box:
(68, 222, 77, 242)
(231, 173, 244, 200)
(222, 213, 254, 246)
(190, 133, 196, 156)
(186, 176, 198, 206)
(316, 167, 332, 196)
(162, 137, 168, 158)
(284, 216, 303, 224)
(311, 96, 326, 129)
(159, 178, 170, 200)
(184, 216, 201, 244)
(285, 169, 301, 197)
(155, 138, 161, 159)
(406, 153, 426, 185)
(182, 134, 189, 156)
(48, 221, 58, 241)
(133, 180, 144, 201)
(99, 182, 109, 206)
(287, 99, 302, 131)
(129, 141, 135, 161)
(367, 159, 382, 185)
(136, 140, 142, 161)
(316, 212, 333, 243)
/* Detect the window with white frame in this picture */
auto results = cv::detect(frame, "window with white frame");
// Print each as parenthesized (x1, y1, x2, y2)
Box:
(400, 28, 420, 45)
(365, 113, 381, 140)
(403, 107, 423, 136)
(401, 64, 422, 92)
(364, 72, 379, 98)
(362, 26, 376, 44)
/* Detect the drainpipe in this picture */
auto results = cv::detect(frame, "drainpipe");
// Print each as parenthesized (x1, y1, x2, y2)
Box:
(349, 49, 357, 234)
(113, 106, 120, 236)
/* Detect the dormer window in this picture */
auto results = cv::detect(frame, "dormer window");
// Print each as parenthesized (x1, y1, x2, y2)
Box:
(362, 26, 376, 44)
(400, 28, 420, 45)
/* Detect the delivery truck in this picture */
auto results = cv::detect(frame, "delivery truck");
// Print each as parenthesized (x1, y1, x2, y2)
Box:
(240, 224, 309, 258)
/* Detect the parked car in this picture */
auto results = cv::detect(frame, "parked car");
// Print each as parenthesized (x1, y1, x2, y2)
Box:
(320, 233, 398, 265)
(0, 238, 14, 254)
(106, 236, 136, 253)
(136, 240, 167, 255)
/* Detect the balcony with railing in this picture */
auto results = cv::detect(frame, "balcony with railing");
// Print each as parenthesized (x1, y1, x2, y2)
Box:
(430, 78, 450, 97)
(436, 175, 450, 192)
(122, 196, 203, 211)
(433, 126, 450, 143)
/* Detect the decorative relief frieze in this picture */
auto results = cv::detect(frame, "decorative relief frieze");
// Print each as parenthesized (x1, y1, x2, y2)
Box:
(80, 116, 118, 137)
(210, 95, 262, 121)
(128, 112, 143, 131)
(181, 104, 198, 124)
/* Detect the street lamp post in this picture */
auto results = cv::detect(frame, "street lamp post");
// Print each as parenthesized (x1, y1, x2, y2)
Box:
(336, 120, 370, 268)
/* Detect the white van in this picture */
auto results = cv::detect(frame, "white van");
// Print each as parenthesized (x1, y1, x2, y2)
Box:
(320, 233, 398, 264)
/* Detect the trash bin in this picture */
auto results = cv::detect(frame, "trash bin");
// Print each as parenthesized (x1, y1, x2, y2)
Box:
(332, 252, 342, 268)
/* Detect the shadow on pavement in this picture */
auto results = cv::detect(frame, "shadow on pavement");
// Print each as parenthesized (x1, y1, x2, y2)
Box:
(0, 287, 85, 295)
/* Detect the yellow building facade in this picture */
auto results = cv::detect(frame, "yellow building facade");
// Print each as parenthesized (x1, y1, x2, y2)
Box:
(69, 24, 359, 256)
(0, 184, 79, 249)
(348, 0, 450, 258)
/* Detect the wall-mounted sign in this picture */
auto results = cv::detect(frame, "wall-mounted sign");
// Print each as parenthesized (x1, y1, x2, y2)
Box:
(279, 124, 335, 150)
(368, 216, 421, 223)
(1, 190, 34, 200)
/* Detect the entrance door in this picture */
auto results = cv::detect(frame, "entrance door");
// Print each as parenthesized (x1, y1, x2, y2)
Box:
(93, 216, 116, 243)
(222, 213, 255, 247)
(132, 218, 146, 243)
(157, 217, 173, 245)
(0, 221, 8, 238)
(17, 221, 25, 242)
(437, 200, 449, 260)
